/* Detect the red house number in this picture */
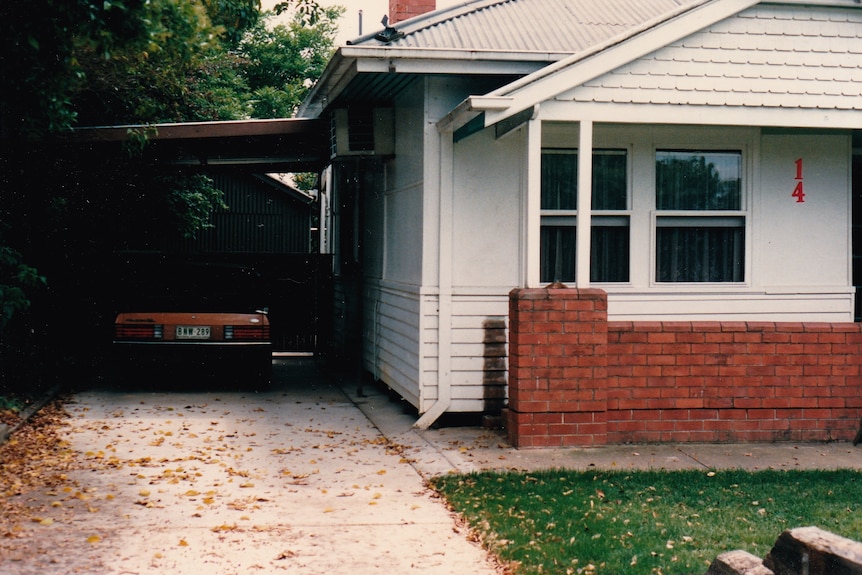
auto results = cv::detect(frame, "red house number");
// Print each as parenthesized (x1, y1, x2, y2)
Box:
(792, 158, 805, 203)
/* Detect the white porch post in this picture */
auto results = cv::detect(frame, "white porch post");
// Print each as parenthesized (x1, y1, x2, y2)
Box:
(525, 116, 542, 287)
(577, 120, 593, 287)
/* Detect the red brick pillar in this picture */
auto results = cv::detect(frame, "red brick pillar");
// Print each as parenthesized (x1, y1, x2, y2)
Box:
(507, 288, 608, 448)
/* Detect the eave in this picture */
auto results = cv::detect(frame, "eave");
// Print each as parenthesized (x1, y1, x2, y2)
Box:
(297, 46, 567, 118)
(67, 118, 330, 173)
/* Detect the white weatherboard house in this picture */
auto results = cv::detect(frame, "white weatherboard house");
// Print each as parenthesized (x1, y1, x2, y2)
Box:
(299, 0, 862, 439)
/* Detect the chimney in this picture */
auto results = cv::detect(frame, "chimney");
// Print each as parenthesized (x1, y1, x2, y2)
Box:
(389, 0, 436, 24)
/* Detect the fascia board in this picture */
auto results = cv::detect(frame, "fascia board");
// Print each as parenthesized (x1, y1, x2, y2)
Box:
(299, 45, 568, 118)
(760, 0, 862, 6)
(340, 46, 570, 62)
(436, 95, 513, 134)
(540, 101, 862, 131)
(355, 57, 546, 76)
(482, 0, 763, 127)
(297, 48, 356, 118)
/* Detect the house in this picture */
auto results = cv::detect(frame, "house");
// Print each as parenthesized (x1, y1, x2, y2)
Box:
(299, 0, 862, 446)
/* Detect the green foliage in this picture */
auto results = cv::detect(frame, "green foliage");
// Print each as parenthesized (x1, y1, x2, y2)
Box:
(0, 0, 335, 135)
(0, 245, 46, 334)
(273, 0, 328, 26)
(203, 0, 262, 46)
(72, 0, 229, 125)
(161, 174, 229, 239)
(187, 52, 253, 121)
(292, 172, 318, 193)
(433, 469, 862, 575)
(238, 7, 343, 118)
(0, 0, 150, 139)
(0, 0, 336, 378)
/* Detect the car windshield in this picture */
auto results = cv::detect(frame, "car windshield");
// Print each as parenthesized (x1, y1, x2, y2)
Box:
(114, 260, 268, 314)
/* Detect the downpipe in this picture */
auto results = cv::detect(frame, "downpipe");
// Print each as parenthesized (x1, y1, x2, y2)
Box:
(415, 113, 455, 430)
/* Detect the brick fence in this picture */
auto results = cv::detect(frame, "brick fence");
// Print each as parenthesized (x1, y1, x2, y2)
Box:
(507, 287, 862, 448)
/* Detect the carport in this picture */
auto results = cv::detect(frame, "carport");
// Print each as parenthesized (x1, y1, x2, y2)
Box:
(67, 118, 333, 355)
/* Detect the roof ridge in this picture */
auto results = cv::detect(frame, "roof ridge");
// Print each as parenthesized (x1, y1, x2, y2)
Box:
(346, 0, 512, 45)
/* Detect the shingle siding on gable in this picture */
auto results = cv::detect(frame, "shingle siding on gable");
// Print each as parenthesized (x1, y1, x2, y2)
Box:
(563, 5, 862, 109)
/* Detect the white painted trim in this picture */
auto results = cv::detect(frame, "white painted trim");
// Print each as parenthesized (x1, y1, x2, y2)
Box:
(416, 108, 455, 429)
(467, 96, 514, 111)
(526, 118, 542, 287)
(607, 290, 854, 322)
(482, 0, 762, 127)
(576, 121, 594, 287)
(540, 101, 862, 130)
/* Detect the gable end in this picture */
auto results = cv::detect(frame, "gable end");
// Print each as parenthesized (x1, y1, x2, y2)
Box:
(561, 4, 862, 111)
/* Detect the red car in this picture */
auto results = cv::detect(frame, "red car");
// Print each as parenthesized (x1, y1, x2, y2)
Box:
(112, 261, 272, 385)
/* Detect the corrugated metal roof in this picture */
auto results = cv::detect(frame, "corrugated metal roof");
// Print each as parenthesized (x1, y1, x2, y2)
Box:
(352, 0, 705, 53)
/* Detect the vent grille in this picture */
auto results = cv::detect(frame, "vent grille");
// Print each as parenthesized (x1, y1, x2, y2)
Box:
(347, 108, 375, 152)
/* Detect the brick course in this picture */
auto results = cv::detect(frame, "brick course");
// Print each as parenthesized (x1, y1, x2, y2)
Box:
(508, 288, 861, 448)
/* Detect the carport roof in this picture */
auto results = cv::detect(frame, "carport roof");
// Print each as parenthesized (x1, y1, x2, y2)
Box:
(70, 118, 329, 173)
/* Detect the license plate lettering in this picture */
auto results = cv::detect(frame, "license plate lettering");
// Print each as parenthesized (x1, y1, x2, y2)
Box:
(176, 326, 211, 339)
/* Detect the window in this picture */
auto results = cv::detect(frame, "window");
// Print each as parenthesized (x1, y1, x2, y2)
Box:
(540, 149, 629, 283)
(655, 151, 744, 282)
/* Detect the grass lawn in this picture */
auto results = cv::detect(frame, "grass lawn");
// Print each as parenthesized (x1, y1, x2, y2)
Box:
(431, 468, 862, 575)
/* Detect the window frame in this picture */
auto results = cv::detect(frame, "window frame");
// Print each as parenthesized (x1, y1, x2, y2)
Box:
(539, 147, 632, 285)
(650, 147, 750, 286)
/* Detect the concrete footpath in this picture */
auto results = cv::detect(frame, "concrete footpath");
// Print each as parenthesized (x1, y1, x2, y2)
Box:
(337, 367, 862, 476)
(3, 357, 862, 575)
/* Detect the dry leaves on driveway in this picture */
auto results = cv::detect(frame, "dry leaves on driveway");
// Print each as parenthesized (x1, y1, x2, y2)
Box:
(0, 380, 502, 575)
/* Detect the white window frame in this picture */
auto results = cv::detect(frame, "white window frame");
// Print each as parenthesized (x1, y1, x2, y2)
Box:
(649, 146, 752, 287)
(539, 147, 632, 284)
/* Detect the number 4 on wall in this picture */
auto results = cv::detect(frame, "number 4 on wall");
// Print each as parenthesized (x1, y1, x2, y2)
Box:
(793, 158, 805, 203)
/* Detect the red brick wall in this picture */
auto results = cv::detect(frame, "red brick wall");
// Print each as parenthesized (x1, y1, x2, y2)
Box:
(507, 288, 609, 448)
(508, 288, 862, 448)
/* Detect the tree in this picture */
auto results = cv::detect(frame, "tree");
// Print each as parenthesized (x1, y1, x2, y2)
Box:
(0, 0, 339, 383)
(239, 7, 342, 118)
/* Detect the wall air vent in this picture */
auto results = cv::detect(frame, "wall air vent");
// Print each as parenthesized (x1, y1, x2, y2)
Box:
(330, 107, 394, 158)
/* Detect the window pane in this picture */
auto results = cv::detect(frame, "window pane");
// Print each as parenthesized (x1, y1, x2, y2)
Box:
(591, 225, 629, 282)
(540, 226, 576, 283)
(541, 151, 577, 210)
(656, 151, 741, 210)
(592, 150, 627, 210)
(656, 226, 744, 282)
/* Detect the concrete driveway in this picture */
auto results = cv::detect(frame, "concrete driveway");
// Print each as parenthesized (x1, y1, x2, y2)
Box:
(3, 358, 501, 575)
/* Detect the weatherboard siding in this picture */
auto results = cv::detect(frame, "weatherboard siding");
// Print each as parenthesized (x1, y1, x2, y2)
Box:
(363, 282, 423, 408)
(564, 4, 862, 109)
(364, 286, 511, 414)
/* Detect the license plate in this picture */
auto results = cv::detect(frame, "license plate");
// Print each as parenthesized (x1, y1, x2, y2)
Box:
(176, 326, 211, 339)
